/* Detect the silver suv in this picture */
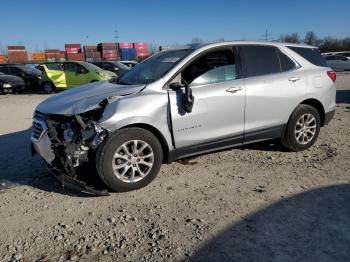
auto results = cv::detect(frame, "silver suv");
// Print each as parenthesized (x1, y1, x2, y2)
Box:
(31, 41, 336, 193)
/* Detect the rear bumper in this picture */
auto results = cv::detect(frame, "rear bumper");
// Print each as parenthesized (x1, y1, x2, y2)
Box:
(324, 109, 335, 126)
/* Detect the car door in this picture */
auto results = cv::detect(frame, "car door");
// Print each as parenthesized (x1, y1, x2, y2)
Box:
(168, 47, 245, 148)
(45, 63, 65, 87)
(239, 45, 307, 143)
(64, 63, 89, 87)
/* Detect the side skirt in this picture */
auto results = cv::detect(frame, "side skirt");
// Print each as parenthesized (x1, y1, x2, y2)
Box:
(167, 125, 285, 163)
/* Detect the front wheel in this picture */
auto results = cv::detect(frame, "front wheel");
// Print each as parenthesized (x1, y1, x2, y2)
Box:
(96, 128, 163, 192)
(42, 82, 55, 94)
(282, 104, 321, 151)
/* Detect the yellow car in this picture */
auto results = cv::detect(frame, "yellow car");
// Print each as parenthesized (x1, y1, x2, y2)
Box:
(40, 61, 116, 93)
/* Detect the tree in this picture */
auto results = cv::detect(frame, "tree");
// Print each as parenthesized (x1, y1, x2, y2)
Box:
(304, 31, 318, 46)
(190, 37, 204, 44)
(279, 33, 301, 43)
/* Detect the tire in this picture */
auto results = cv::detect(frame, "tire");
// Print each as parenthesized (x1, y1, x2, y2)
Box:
(42, 82, 55, 94)
(96, 128, 163, 192)
(281, 104, 321, 152)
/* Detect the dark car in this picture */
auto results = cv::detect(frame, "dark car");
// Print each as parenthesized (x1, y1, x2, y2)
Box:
(0, 65, 42, 90)
(91, 61, 130, 77)
(0, 72, 26, 94)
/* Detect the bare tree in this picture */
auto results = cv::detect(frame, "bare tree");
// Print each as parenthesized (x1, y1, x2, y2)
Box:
(304, 31, 318, 46)
(190, 37, 204, 44)
(279, 33, 301, 43)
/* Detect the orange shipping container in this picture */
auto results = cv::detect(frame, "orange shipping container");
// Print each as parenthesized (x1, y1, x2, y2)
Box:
(31, 52, 46, 61)
(0, 55, 7, 63)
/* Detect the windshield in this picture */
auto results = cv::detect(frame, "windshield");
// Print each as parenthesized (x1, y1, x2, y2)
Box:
(82, 62, 104, 72)
(18, 66, 42, 75)
(112, 61, 130, 70)
(117, 49, 192, 85)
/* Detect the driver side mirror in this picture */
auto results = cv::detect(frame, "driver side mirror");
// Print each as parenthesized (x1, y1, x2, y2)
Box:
(169, 82, 194, 113)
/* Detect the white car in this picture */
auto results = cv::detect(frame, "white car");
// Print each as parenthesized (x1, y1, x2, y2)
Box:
(325, 55, 350, 71)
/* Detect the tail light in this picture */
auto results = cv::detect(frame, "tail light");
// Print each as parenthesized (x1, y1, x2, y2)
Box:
(327, 70, 336, 82)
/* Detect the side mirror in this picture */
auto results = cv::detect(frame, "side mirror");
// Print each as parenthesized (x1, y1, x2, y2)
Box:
(76, 68, 86, 74)
(169, 82, 194, 113)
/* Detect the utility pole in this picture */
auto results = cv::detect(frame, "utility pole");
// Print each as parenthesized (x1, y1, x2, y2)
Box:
(260, 29, 273, 41)
(114, 30, 119, 61)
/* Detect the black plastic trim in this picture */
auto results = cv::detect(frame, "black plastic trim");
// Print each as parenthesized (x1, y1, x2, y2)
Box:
(167, 125, 285, 163)
(324, 109, 335, 126)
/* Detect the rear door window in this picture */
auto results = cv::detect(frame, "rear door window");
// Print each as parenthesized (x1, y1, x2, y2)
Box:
(239, 45, 281, 77)
(287, 46, 327, 67)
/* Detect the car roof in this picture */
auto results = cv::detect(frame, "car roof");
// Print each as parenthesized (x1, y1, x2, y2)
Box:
(167, 41, 316, 51)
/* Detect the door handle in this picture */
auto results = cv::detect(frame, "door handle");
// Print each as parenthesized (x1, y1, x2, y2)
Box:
(288, 76, 300, 82)
(226, 86, 243, 93)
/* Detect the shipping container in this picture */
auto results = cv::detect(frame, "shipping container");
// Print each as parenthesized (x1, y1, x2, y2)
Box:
(120, 48, 137, 61)
(133, 42, 148, 49)
(66, 52, 85, 61)
(31, 52, 46, 61)
(8, 51, 28, 63)
(0, 55, 7, 64)
(118, 42, 134, 49)
(7, 45, 26, 51)
(65, 44, 82, 54)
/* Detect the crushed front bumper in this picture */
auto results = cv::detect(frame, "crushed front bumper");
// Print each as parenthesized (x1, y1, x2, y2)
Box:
(47, 165, 109, 196)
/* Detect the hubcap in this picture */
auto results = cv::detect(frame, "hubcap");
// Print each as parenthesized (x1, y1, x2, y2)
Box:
(295, 113, 317, 145)
(112, 140, 154, 183)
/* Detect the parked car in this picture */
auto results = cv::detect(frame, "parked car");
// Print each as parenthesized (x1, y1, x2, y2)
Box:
(0, 72, 26, 94)
(0, 64, 42, 89)
(31, 41, 335, 194)
(324, 55, 350, 71)
(119, 60, 138, 68)
(90, 61, 130, 77)
(331, 51, 350, 59)
(39, 61, 117, 93)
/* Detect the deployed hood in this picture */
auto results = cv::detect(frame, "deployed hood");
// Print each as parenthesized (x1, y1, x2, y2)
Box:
(0, 75, 25, 85)
(36, 81, 145, 115)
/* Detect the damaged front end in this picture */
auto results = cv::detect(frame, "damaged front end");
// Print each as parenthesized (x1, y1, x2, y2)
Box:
(31, 106, 109, 195)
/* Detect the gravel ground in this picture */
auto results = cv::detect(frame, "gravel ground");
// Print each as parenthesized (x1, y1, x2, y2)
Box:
(0, 73, 349, 262)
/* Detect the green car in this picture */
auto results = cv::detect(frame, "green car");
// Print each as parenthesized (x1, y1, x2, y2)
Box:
(40, 61, 117, 93)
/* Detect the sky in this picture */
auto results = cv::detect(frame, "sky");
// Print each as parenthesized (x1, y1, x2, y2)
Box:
(0, 0, 349, 52)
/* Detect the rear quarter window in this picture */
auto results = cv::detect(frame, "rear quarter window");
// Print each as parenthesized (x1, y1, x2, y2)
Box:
(239, 45, 281, 77)
(287, 46, 327, 67)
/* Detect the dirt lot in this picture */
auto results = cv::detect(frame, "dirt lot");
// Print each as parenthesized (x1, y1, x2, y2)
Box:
(0, 73, 349, 262)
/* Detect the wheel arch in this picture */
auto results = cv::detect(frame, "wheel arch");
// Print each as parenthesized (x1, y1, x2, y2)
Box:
(299, 98, 326, 126)
(119, 123, 170, 163)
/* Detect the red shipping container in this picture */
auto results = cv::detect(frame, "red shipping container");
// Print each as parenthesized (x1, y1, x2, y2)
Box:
(65, 44, 82, 54)
(66, 53, 84, 61)
(118, 42, 134, 49)
(8, 46, 25, 51)
(134, 42, 148, 49)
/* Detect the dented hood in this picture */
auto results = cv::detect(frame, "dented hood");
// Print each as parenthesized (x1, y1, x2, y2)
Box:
(36, 81, 145, 115)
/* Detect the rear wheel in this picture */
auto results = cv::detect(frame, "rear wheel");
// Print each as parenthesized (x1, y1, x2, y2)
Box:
(42, 82, 55, 94)
(282, 104, 321, 151)
(96, 128, 163, 192)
